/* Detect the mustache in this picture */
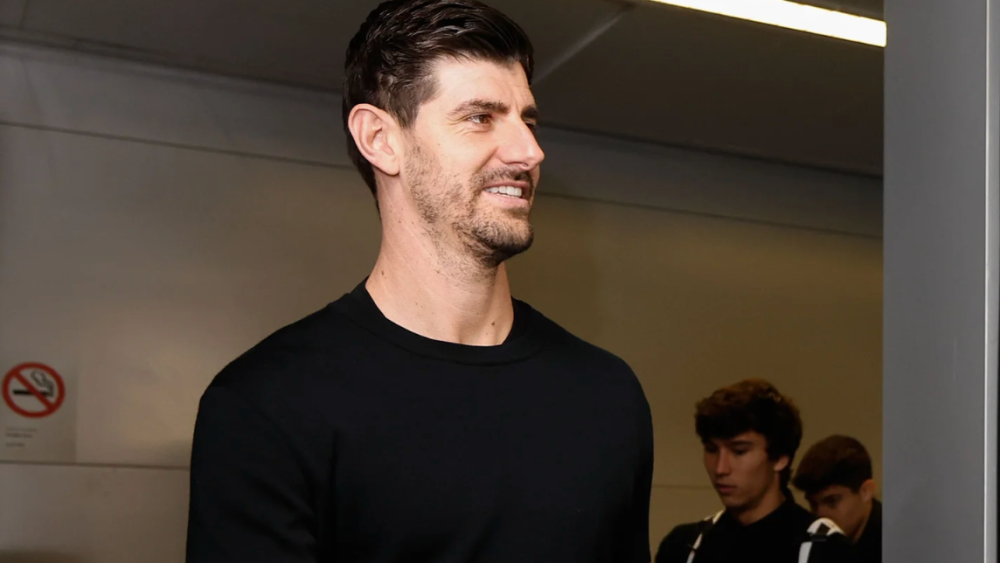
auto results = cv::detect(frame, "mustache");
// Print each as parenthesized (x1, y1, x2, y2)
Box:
(477, 168, 536, 193)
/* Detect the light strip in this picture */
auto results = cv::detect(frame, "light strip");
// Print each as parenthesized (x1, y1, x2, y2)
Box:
(641, 0, 886, 47)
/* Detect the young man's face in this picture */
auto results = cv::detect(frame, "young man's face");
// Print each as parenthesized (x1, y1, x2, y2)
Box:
(400, 57, 544, 265)
(703, 431, 787, 514)
(806, 481, 874, 541)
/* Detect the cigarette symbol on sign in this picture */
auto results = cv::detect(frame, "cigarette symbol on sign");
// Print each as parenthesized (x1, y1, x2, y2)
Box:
(3, 363, 66, 418)
(12, 369, 55, 397)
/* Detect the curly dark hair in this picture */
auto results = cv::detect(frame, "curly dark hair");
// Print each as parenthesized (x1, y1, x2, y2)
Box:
(793, 435, 873, 495)
(695, 379, 803, 488)
(343, 0, 534, 199)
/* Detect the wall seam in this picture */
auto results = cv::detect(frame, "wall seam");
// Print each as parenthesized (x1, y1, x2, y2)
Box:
(0, 120, 883, 239)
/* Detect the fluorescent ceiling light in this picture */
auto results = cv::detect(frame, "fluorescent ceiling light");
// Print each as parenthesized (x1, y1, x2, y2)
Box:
(641, 0, 886, 47)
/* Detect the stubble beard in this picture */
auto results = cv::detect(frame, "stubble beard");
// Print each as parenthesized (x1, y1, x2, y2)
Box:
(406, 145, 535, 271)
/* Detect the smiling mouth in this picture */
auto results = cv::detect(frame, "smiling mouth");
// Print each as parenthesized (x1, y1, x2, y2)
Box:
(484, 185, 525, 198)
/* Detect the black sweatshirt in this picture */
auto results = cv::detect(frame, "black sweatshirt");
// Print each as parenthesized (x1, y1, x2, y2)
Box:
(855, 500, 881, 563)
(655, 499, 856, 563)
(186, 281, 654, 563)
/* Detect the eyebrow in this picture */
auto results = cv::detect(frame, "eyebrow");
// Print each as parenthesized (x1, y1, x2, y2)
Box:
(726, 440, 754, 447)
(450, 99, 540, 122)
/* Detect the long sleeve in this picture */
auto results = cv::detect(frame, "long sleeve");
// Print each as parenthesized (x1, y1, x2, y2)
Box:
(629, 442, 654, 563)
(627, 380, 655, 563)
(186, 386, 319, 563)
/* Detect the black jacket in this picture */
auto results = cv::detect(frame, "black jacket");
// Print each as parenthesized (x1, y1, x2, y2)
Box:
(655, 499, 855, 563)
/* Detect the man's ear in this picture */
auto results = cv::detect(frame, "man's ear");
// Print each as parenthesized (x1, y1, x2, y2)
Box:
(348, 104, 401, 177)
(773, 455, 791, 473)
(859, 478, 876, 502)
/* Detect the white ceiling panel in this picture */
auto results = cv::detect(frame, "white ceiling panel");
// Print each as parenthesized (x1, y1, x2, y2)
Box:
(626, 0, 883, 19)
(532, 1, 883, 174)
(489, 0, 629, 78)
(6, 0, 884, 174)
(0, 0, 27, 27)
(19, 0, 366, 88)
(18, 0, 628, 89)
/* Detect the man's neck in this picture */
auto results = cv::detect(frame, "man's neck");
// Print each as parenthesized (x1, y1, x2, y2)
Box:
(731, 485, 786, 526)
(365, 229, 515, 346)
(851, 500, 875, 544)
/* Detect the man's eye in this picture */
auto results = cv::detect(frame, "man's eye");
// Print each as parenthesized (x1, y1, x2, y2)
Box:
(469, 114, 492, 125)
(733, 449, 749, 456)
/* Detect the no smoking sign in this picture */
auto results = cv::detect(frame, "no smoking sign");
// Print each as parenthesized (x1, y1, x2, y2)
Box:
(3, 363, 66, 418)
(0, 360, 75, 462)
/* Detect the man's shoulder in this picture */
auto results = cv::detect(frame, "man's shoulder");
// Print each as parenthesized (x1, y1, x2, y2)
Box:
(783, 500, 819, 526)
(206, 301, 356, 405)
(519, 299, 650, 412)
(663, 520, 704, 544)
(654, 520, 709, 563)
(784, 503, 855, 562)
(783, 501, 843, 535)
(520, 299, 635, 374)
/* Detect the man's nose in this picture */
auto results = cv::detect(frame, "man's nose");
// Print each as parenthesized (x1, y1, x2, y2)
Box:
(714, 453, 731, 475)
(497, 119, 545, 171)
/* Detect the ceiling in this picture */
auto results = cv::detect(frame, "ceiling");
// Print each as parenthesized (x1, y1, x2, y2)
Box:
(0, 0, 884, 176)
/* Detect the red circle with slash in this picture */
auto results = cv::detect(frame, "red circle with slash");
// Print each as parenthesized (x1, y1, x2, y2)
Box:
(2, 363, 65, 418)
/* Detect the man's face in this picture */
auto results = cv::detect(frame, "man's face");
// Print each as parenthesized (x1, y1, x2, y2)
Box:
(806, 483, 874, 540)
(703, 431, 787, 513)
(400, 57, 544, 266)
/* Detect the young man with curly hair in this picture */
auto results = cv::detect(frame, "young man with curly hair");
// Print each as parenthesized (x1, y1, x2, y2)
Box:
(655, 380, 853, 563)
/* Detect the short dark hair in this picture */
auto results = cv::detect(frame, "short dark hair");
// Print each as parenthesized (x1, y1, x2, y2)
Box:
(695, 379, 803, 488)
(343, 0, 534, 199)
(792, 435, 873, 495)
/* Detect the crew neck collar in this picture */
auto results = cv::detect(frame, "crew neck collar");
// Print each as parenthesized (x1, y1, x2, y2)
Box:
(331, 280, 544, 365)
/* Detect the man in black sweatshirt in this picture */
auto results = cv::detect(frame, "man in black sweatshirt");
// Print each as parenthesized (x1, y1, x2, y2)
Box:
(184, 1, 654, 562)
(655, 380, 854, 563)
(794, 435, 881, 563)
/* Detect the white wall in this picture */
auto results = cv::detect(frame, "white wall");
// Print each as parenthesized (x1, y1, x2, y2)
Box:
(0, 42, 882, 561)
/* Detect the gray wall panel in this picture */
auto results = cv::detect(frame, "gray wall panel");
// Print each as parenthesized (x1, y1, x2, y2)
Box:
(883, 0, 999, 561)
